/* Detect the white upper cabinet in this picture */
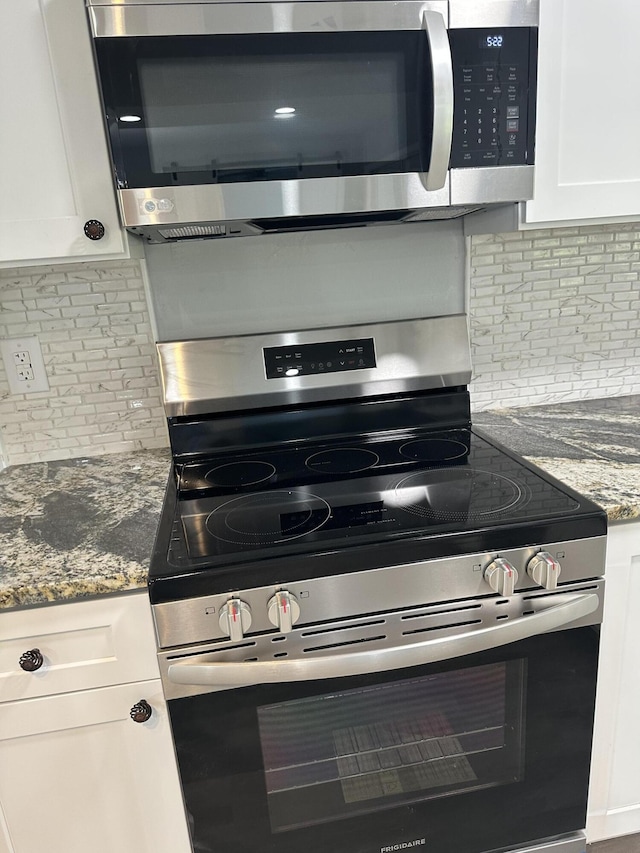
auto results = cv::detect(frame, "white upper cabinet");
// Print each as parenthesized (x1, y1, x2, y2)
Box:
(0, 0, 128, 267)
(523, 0, 640, 226)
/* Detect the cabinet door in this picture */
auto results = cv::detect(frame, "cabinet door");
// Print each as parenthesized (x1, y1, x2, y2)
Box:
(523, 0, 640, 226)
(0, 0, 127, 267)
(588, 521, 640, 843)
(0, 680, 191, 853)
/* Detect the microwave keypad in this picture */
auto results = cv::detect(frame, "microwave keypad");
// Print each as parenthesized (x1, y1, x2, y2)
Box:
(449, 29, 535, 168)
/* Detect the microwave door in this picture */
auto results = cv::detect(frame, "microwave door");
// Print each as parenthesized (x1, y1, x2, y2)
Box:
(90, 1, 454, 230)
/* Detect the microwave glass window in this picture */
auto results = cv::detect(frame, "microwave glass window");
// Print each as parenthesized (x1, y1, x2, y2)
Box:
(139, 54, 405, 179)
(256, 661, 525, 833)
(96, 32, 430, 187)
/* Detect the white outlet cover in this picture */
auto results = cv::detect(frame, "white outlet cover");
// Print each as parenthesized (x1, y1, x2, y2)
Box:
(0, 336, 49, 395)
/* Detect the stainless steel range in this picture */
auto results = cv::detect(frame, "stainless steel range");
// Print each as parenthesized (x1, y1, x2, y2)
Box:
(150, 316, 606, 853)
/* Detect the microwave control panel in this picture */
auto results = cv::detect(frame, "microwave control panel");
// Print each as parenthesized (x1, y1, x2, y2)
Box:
(449, 28, 537, 168)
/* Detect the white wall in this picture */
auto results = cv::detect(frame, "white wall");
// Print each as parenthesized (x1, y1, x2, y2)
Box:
(468, 222, 640, 410)
(0, 260, 167, 466)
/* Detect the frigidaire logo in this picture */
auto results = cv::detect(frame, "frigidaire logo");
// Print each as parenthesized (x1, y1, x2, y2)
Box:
(380, 840, 426, 852)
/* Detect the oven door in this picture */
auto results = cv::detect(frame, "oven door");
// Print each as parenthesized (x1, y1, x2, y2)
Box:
(161, 592, 600, 853)
(89, 1, 453, 228)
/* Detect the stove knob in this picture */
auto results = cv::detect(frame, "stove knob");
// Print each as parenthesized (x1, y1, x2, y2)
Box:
(484, 558, 518, 597)
(219, 598, 252, 642)
(527, 551, 562, 590)
(267, 591, 300, 634)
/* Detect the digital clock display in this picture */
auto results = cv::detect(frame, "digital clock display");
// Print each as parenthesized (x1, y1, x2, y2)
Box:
(482, 34, 504, 48)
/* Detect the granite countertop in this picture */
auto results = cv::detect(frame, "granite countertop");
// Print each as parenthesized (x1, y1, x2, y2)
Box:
(0, 449, 171, 609)
(0, 395, 638, 610)
(473, 394, 640, 522)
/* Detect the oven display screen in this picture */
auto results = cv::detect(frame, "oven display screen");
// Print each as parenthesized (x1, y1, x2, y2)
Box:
(264, 337, 376, 379)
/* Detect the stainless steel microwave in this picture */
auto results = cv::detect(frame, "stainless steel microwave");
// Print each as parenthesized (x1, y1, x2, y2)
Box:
(87, 0, 539, 242)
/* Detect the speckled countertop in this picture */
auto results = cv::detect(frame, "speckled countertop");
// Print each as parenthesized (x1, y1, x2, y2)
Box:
(0, 449, 171, 610)
(1, 394, 638, 610)
(473, 394, 640, 522)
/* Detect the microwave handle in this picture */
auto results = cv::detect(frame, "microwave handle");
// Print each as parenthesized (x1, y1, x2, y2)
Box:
(167, 592, 598, 688)
(422, 10, 454, 191)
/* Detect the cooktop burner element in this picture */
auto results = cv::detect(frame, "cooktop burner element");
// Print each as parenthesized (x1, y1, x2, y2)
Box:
(205, 460, 276, 488)
(305, 448, 380, 474)
(206, 490, 331, 545)
(394, 469, 523, 521)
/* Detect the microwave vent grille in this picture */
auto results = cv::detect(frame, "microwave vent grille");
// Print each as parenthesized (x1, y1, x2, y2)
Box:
(158, 224, 228, 239)
(138, 204, 491, 243)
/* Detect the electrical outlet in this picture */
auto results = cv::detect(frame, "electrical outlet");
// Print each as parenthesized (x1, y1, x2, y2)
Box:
(0, 336, 49, 395)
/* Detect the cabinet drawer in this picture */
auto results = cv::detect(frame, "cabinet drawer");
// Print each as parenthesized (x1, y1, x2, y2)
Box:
(0, 592, 159, 702)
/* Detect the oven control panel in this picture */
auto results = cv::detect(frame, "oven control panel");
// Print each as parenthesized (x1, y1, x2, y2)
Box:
(153, 536, 606, 651)
(264, 337, 376, 379)
(218, 550, 565, 640)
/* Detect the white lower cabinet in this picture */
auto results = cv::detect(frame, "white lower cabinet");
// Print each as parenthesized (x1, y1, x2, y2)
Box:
(588, 520, 640, 843)
(0, 593, 191, 853)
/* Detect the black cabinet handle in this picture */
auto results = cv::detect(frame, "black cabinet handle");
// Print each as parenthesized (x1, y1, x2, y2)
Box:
(130, 700, 152, 723)
(84, 219, 105, 240)
(19, 649, 44, 672)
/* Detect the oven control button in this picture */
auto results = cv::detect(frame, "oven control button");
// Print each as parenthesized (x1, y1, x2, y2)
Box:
(219, 598, 252, 642)
(484, 558, 518, 596)
(527, 551, 562, 590)
(267, 591, 300, 634)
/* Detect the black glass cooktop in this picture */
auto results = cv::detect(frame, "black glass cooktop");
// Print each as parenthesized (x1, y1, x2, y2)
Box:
(170, 428, 582, 564)
(148, 420, 608, 602)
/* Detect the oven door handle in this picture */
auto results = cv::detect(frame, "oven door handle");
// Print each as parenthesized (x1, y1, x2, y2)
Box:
(167, 592, 599, 688)
(422, 10, 454, 191)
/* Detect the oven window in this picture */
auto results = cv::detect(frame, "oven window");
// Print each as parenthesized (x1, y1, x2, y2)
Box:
(257, 661, 525, 832)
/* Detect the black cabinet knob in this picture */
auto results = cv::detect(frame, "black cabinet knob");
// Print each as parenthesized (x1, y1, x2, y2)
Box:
(130, 700, 153, 723)
(19, 649, 44, 672)
(84, 219, 105, 240)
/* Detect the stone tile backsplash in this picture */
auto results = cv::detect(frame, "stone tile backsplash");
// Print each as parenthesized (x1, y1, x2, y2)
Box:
(0, 260, 167, 467)
(0, 221, 638, 466)
(468, 222, 640, 411)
